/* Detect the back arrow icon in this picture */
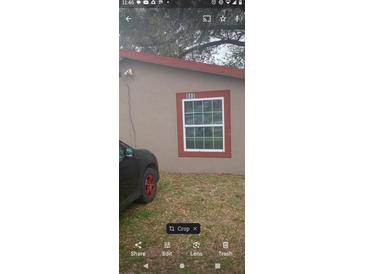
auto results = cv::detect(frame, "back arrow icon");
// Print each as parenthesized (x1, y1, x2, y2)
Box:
(125, 16, 132, 22)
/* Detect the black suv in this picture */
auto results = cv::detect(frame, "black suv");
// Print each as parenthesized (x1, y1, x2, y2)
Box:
(119, 141, 159, 210)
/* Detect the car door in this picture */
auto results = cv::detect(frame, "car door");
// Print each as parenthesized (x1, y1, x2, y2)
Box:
(119, 143, 140, 204)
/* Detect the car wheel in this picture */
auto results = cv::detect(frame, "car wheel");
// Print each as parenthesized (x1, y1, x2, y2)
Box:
(137, 167, 157, 204)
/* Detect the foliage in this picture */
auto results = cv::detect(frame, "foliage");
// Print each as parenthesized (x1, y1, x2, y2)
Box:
(120, 8, 245, 68)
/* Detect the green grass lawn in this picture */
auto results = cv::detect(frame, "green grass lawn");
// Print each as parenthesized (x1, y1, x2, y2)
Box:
(120, 172, 245, 274)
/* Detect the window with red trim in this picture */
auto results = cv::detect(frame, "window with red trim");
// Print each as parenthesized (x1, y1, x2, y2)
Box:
(176, 90, 231, 158)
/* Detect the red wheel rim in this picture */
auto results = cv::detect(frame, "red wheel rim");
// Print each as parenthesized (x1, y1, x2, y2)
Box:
(144, 175, 156, 197)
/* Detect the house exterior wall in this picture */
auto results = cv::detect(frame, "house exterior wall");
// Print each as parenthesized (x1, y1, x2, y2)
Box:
(120, 59, 245, 175)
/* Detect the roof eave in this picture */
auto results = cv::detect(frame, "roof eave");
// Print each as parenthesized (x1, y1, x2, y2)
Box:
(120, 49, 245, 80)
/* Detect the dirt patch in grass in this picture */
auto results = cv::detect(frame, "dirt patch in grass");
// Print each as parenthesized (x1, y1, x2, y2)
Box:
(120, 172, 245, 273)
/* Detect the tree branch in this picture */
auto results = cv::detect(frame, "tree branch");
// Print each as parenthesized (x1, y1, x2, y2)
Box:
(178, 39, 245, 58)
(205, 25, 245, 31)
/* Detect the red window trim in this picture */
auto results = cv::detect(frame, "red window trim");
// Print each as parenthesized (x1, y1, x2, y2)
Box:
(176, 90, 232, 158)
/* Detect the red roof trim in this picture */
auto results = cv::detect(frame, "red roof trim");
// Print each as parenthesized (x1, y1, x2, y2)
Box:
(120, 49, 244, 80)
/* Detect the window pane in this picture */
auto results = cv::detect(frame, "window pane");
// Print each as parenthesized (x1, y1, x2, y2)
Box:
(186, 127, 194, 137)
(185, 114, 194, 125)
(205, 138, 213, 149)
(213, 127, 223, 137)
(195, 127, 204, 137)
(213, 112, 222, 124)
(204, 127, 213, 137)
(213, 100, 222, 111)
(194, 113, 203, 124)
(119, 144, 125, 161)
(186, 138, 195, 149)
(194, 101, 203, 112)
(203, 100, 212, 112)
(203, 113, 213, 124)
(214, 138, 223, 149)
(195, 138, 204, 149)
(183, 98, 225, 152)
(184, 101, 193, 113)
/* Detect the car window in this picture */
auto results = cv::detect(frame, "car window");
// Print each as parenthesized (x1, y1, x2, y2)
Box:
(119, 144, 125, 161)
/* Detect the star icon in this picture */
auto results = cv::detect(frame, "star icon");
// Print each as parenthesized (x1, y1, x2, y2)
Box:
(220, 15, 226, 22)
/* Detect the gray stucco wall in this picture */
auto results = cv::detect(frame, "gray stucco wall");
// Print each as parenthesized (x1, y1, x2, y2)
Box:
(120, 59, 245, 175)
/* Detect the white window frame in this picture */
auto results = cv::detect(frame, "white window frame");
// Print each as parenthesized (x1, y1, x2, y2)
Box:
(182, 97, 225, 152)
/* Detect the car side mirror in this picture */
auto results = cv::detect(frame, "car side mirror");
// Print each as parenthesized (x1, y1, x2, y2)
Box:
(125, 148, 134, 158)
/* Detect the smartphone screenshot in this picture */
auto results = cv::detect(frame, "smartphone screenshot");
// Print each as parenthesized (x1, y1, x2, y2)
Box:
(119, 0, 244, 273)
